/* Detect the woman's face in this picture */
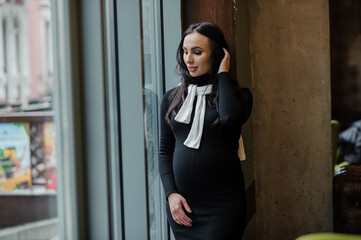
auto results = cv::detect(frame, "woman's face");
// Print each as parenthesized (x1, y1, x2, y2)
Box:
(182, 32, 212, 77)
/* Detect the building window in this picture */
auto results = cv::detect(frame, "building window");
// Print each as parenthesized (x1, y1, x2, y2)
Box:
(45, 21, 53, 77)
(14, 17, 20, 74)
(2, 18, 7, 75)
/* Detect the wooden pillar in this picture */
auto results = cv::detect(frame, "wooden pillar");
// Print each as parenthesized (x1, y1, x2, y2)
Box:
(181, 0, 237, 79)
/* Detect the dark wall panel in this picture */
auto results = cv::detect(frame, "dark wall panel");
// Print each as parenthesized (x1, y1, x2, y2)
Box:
(181, 0, 237, 79)
(330, 0, 361, 128)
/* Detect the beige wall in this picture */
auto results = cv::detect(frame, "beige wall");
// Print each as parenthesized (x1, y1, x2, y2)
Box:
(236, 0, 333, 239)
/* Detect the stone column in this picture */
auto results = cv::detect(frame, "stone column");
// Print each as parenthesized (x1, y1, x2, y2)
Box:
(249, 1, 333, 239)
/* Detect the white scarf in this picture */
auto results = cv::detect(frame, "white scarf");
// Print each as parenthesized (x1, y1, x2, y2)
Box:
(175, 84, 212, 149)
(174, 83, 247, 161)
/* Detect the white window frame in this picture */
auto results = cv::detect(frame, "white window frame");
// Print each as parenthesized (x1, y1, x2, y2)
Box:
(52, 0, 83, 239)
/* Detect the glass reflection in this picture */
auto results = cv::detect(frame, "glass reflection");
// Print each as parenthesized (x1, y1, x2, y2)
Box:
(141, 0, 165, 239)
(0, 0, 59, 239)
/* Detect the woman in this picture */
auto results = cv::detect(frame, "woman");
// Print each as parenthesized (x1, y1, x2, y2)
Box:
(159, 22, 252, 239)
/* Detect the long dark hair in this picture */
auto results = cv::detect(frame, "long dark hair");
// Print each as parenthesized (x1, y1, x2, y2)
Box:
(166, 22, 232, 123)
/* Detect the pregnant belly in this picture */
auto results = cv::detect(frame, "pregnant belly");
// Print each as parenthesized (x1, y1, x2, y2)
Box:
(172, 146, 228, 195)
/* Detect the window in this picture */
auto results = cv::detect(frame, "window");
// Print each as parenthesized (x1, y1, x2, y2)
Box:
(45, 21, 53, 76)
(141, 0, 167, 239)
(108, 0, 181, 239)
(14, 17, 20, 74)
(1, 18, 7, 106)
(0, 0, 76, 239)
(2, 18, 7, 75)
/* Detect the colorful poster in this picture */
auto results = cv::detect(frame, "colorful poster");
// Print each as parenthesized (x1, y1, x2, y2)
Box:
(43, 122, 57, 190)
(0, 123, 31, 192)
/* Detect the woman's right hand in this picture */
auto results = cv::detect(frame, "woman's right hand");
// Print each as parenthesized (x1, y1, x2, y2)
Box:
(218, 48, 230, 74)
(168, 193, 193, 227)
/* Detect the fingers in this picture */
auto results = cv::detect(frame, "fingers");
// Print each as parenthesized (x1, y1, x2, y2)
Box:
(181, 198, 192, 213)
(218, 48, 231, 74)
(172, 209, 193, 227)
(223, 48, 230, 59)
(169, 195, 193, 227)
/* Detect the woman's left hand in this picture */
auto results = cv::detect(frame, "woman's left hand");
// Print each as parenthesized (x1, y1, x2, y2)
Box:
(218, 48, 230, 74)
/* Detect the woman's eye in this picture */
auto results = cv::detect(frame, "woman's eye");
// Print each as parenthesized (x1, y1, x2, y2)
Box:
(194, 51, 202, 55)
(183, 51, 188, 55)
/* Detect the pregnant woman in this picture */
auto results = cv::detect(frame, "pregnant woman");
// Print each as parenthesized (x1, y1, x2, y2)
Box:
(159, 21, 253, 240)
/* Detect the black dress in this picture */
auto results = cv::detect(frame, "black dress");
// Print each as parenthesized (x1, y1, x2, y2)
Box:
(159, 72, 253, 240)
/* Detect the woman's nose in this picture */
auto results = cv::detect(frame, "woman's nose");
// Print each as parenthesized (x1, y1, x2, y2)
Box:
(185, 54, 193, 64)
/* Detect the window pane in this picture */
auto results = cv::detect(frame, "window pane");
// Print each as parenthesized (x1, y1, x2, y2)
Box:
(0, 0, 61, 238)
(141, 0, 167, 239)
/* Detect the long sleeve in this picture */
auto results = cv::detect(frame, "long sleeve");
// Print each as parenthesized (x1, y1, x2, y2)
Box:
(217, 72, 253, 127)
(159, 90, 177, 199)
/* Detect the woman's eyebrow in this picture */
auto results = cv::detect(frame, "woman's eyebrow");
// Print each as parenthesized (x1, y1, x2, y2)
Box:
(191, 46, 203, 50)
(182, 46, 203, 50)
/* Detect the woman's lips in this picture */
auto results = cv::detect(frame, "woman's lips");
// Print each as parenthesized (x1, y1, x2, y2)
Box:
(188, 66, 198, 72)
